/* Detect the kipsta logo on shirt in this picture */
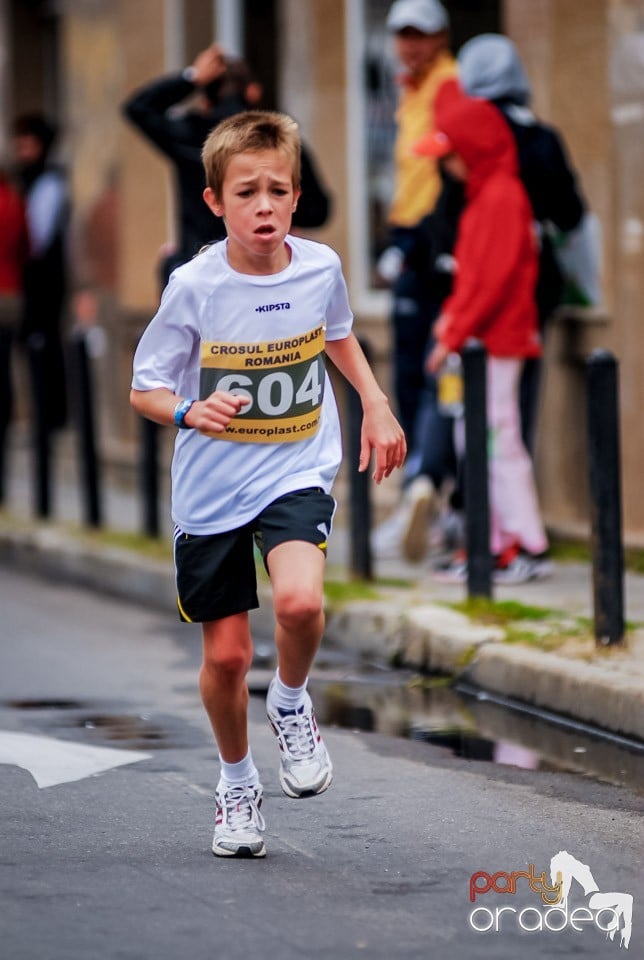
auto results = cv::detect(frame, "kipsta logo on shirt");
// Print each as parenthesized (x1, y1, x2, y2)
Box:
(255, 302, 291, 313)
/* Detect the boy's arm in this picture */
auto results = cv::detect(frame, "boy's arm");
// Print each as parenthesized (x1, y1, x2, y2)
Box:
(325, 333, 406, 483)
(130, 387, 248, 432)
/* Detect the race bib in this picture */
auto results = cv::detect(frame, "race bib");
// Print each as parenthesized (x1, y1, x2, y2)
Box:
(200, 325, 326, 443)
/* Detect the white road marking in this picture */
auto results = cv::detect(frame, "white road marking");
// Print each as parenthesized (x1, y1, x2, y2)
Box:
(0, 731, 152, 788)
(160, 771, 213, 797)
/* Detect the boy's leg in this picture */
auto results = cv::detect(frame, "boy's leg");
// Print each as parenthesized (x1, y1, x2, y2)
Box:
(265, 539, 333, 798)
(266, 540, 326, 686)
(200, 612, 254, 763)
(254, 489, 334, 798)
(200, 613, 266, 858)
(174, 525, 265, 857)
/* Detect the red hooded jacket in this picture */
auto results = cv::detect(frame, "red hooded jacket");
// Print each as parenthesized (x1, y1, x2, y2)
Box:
(436, 96, 541, 358)
(0, 177, 28, 294)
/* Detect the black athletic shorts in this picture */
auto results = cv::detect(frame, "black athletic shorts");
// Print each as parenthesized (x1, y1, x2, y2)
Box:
(173, 487, 336, 623)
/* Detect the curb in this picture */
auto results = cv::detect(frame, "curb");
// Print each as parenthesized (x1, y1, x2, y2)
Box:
(2, 524, 642, 744)
(324, 600, 644, 743)
(0, 525, 179, 613)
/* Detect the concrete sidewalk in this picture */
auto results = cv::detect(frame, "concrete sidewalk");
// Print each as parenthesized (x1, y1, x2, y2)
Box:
(1, 430, 643, 744)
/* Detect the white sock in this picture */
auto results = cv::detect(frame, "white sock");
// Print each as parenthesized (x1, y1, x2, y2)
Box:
(269, 669, 308, 713)
(218, 750, 259, 787)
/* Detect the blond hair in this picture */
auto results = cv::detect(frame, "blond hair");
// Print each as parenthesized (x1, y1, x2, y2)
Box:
(201, 110, 301, 199)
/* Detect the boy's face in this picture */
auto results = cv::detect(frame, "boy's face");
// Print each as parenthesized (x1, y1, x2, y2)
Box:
(204, 148, 300, 274)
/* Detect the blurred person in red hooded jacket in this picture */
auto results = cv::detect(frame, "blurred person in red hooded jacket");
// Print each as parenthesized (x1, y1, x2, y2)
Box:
(0, 168, 29, 502)
(419, 91, 551, 585)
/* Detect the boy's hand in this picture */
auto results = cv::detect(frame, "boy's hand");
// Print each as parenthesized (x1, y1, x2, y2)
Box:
(187, 391, 250, 434)
(359, 399, 407, 484)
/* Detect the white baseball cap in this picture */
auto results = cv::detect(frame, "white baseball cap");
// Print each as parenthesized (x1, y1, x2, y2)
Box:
(386, 0, 449, 35)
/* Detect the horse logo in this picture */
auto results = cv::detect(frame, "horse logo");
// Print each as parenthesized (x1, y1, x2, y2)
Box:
(550, 850, 633, 949)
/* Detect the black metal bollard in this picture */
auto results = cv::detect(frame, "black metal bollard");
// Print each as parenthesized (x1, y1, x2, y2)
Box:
(462, 340, 492, 598)
(587, 350, 624, 646)
(72, 331, 102, 527)
(27, 334, 51, 518)
(140, 416, 160, 538)
(347, 339, 373, 580)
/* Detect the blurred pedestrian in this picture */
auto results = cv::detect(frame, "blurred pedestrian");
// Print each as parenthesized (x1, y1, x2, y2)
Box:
(458, 33, 586, 453)
(420, 94, 551, 584)
(13, 113, 69, 433)
(122, 44, 331, 289)
(371, 0, 458, 563)
(390, 37, 588, 564)
(0, 168, 29, 502)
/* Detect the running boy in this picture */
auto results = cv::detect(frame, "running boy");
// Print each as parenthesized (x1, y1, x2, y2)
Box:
(131, 111, 406, 858)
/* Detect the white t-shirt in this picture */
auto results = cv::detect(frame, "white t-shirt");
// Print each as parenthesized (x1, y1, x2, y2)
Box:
(132, 235, 354, 534)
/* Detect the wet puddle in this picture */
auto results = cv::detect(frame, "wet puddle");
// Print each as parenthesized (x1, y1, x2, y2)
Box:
(249, 654, 644, 794)
(5, 664, 643, 792)
(3, 700, 203, 751)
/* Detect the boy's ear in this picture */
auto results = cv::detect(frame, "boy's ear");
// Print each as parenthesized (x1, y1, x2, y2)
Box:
(203, 186, 223, 218)
(292, 188, 301, 213)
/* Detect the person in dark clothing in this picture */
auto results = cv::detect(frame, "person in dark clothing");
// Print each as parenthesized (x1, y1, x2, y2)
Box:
(13, 113, 69, 433)
(122, 45, 331, 288)
(0, 169, 29, 502)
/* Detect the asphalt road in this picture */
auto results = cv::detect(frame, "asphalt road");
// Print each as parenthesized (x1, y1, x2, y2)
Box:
(1, 567, 642, 959)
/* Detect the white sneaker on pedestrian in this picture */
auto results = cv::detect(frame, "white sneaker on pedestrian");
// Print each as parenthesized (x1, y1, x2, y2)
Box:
(401, 476, 437, 562)
(432, 550, 468, 584)
(266, 680, 333, 798)
(494, 551, 554, 585)
(429, 508, 465, 556)
(371, 476, 436, 562)
(212, 781, 266, 858)
(371, 504, 409, 560)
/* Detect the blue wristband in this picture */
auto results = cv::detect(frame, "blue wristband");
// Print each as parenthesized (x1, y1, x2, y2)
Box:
(173, 398, 195, 429)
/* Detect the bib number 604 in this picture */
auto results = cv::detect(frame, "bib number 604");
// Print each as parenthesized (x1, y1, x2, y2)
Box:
(215, 360, 323, 417)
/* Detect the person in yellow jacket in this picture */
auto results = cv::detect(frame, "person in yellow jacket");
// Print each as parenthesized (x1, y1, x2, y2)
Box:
(387, 0, 456, 231)
(373, 0, 458, 562)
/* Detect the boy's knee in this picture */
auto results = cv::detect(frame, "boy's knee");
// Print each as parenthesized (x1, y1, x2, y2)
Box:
(202, 644, 252, 679)
(273, 587, 323, 632)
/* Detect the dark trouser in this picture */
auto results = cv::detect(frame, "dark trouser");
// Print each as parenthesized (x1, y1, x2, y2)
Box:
(519, 357, 543, 455)
(391, 264, 456, 489)
(416, 353, 458, 488)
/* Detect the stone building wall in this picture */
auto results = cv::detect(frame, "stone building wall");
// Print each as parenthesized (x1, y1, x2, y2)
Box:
(5, 0, 644, 541)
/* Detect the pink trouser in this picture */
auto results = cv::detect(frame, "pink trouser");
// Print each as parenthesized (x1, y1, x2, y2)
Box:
(456, 356, 548, 556)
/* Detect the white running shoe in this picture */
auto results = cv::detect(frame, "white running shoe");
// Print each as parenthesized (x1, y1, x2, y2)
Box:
(212, 782, 266, 858)
(266, 680, 333, 798)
